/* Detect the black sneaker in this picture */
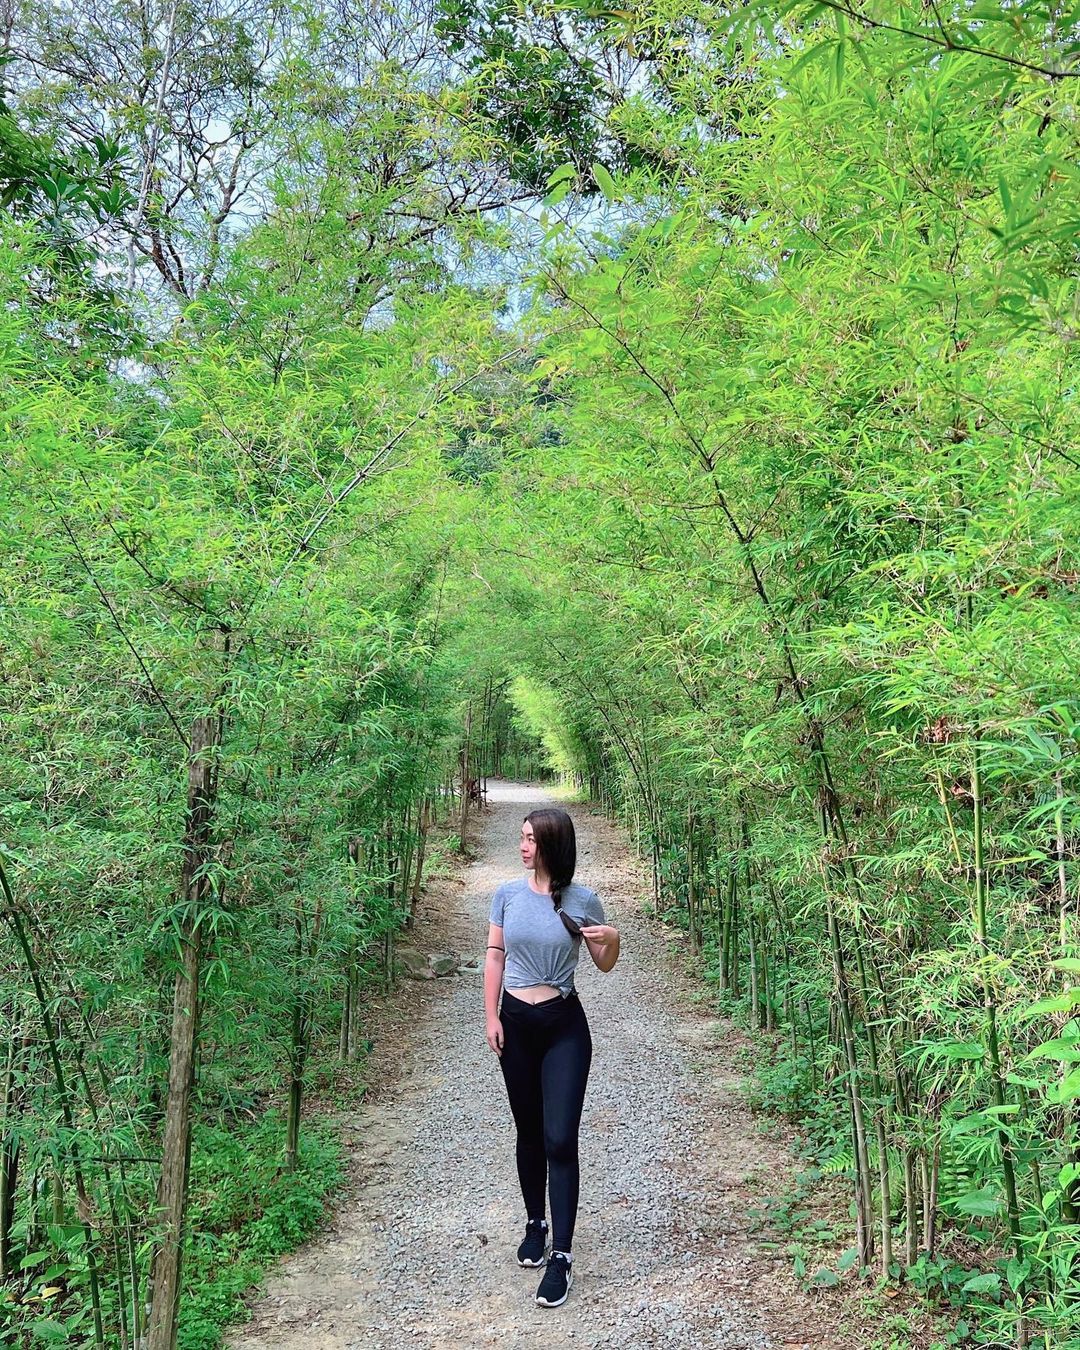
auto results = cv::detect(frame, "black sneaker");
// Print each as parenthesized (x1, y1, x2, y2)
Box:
(535, 1252, 573, 1307)
(516, 1218, 548, 1267)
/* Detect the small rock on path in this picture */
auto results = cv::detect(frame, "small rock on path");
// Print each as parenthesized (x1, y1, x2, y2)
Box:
(227, 781, 862, 1350)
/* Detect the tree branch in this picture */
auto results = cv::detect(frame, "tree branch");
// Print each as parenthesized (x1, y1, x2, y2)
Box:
(805, 0, 1079, 79)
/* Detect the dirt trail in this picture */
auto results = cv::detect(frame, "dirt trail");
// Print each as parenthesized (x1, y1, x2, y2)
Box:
(227, 782, 864, 1350)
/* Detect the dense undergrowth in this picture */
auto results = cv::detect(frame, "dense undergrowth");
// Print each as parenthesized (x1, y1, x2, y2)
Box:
(715, 964, 1015, 1349)
(177, 1115, 343, 1350)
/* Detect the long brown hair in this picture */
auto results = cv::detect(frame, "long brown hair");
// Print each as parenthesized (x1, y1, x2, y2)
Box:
(525, 808, 577, 912)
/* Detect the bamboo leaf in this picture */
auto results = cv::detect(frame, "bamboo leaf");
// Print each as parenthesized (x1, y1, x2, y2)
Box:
(546, 163, 577, 189)
(1006, 1257, 1031, 1292)
(1023, 1037, 1080, 1063)
(591, 162, 618, 202)
(963, 1272, 1002, 1295)
(1019, 993, 1080, 1018)
(938, 1040, 985, 1061)
(954, 1189, 1002, 1218)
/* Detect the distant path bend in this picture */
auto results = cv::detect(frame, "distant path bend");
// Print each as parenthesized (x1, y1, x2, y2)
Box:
(228, 780, 861, 1350)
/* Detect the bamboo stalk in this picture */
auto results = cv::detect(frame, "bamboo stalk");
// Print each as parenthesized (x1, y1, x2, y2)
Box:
(728, 856, 741, 998)
(687, 805, 700, 950)
(852, 940, 893, 1278)
(339, 970, 352, 1062)
(719, 862, 735, 995)
(0, 860, 106, 1347)
(148, 715, 220, 1350)
(803, 998, 819, 1095)
(747, 897, 761, 1031)
(459, 702, 472, 852)
(0, 1021, 22, 1280)
(934, 767, 964, 869)
(1054, 765, 1080, 1225)
(285, 895, 312, 1174)
(825, 885, 875, 1269)
(903, 1148, 918, 1268)
(971, 749, 1022, 1260)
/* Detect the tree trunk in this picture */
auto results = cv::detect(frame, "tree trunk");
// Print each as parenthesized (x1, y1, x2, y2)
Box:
(971, 750, 1022, 1261)
(719, 865, 735, 994)
(147, 715, 219, 1350)
(348, 964, 362, 1063)
(285, 1040, 305, 1174)
(411, 801, 430, 917)
(339, 963, 352, 1062)
(729, 866, 740, 998)
(746, 900, 760, 1030)
(0, 1028, 22, 1279)
(459, 703, 472, 853)
(285, 892, 319, 1173)
(903, 1147, 919, 1267)
(826, 892, 875, 1269)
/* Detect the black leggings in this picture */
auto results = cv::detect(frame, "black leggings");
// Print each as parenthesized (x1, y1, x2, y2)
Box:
(498, 988, 592, 1252)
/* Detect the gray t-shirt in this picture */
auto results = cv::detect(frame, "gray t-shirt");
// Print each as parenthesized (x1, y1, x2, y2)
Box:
(489, 878, 606, 999)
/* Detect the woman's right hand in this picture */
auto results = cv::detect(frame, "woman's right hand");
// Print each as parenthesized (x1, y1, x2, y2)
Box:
(486, 1017, 504, 1057)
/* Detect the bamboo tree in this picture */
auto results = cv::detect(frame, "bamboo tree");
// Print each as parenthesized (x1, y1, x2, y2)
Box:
(0, 858, 106, 1347)
(148, 714, 220, 1350)
(971, 747, 1023, 1260)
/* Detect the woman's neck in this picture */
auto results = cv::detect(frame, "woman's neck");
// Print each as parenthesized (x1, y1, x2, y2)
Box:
(530, 869, 551, 894)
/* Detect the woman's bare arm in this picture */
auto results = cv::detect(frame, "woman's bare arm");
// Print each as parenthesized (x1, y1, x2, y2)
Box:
(579, 924, 620, 973)
(484, 922, 506, 1055)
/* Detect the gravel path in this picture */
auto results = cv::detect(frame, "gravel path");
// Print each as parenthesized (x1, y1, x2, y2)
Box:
(227, 781, 862, 1350)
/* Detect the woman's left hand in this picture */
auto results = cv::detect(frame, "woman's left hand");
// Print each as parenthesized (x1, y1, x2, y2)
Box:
(578, 924, 618, 951)
(579, 923, 620, 973)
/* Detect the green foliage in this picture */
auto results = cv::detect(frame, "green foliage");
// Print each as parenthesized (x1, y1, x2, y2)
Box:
(443, 2, 1080, 1343)
(178, 1116, 344, 1349)
(5, 0, 1080, 1345)
(507, 676, 577, 778)
(434, 0, 636, 188)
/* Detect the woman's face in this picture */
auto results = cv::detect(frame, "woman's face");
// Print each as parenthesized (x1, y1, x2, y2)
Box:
(520, 821, 538, 871)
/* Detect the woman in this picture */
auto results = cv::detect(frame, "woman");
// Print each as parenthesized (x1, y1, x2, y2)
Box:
(484, 807, 621, 1308)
